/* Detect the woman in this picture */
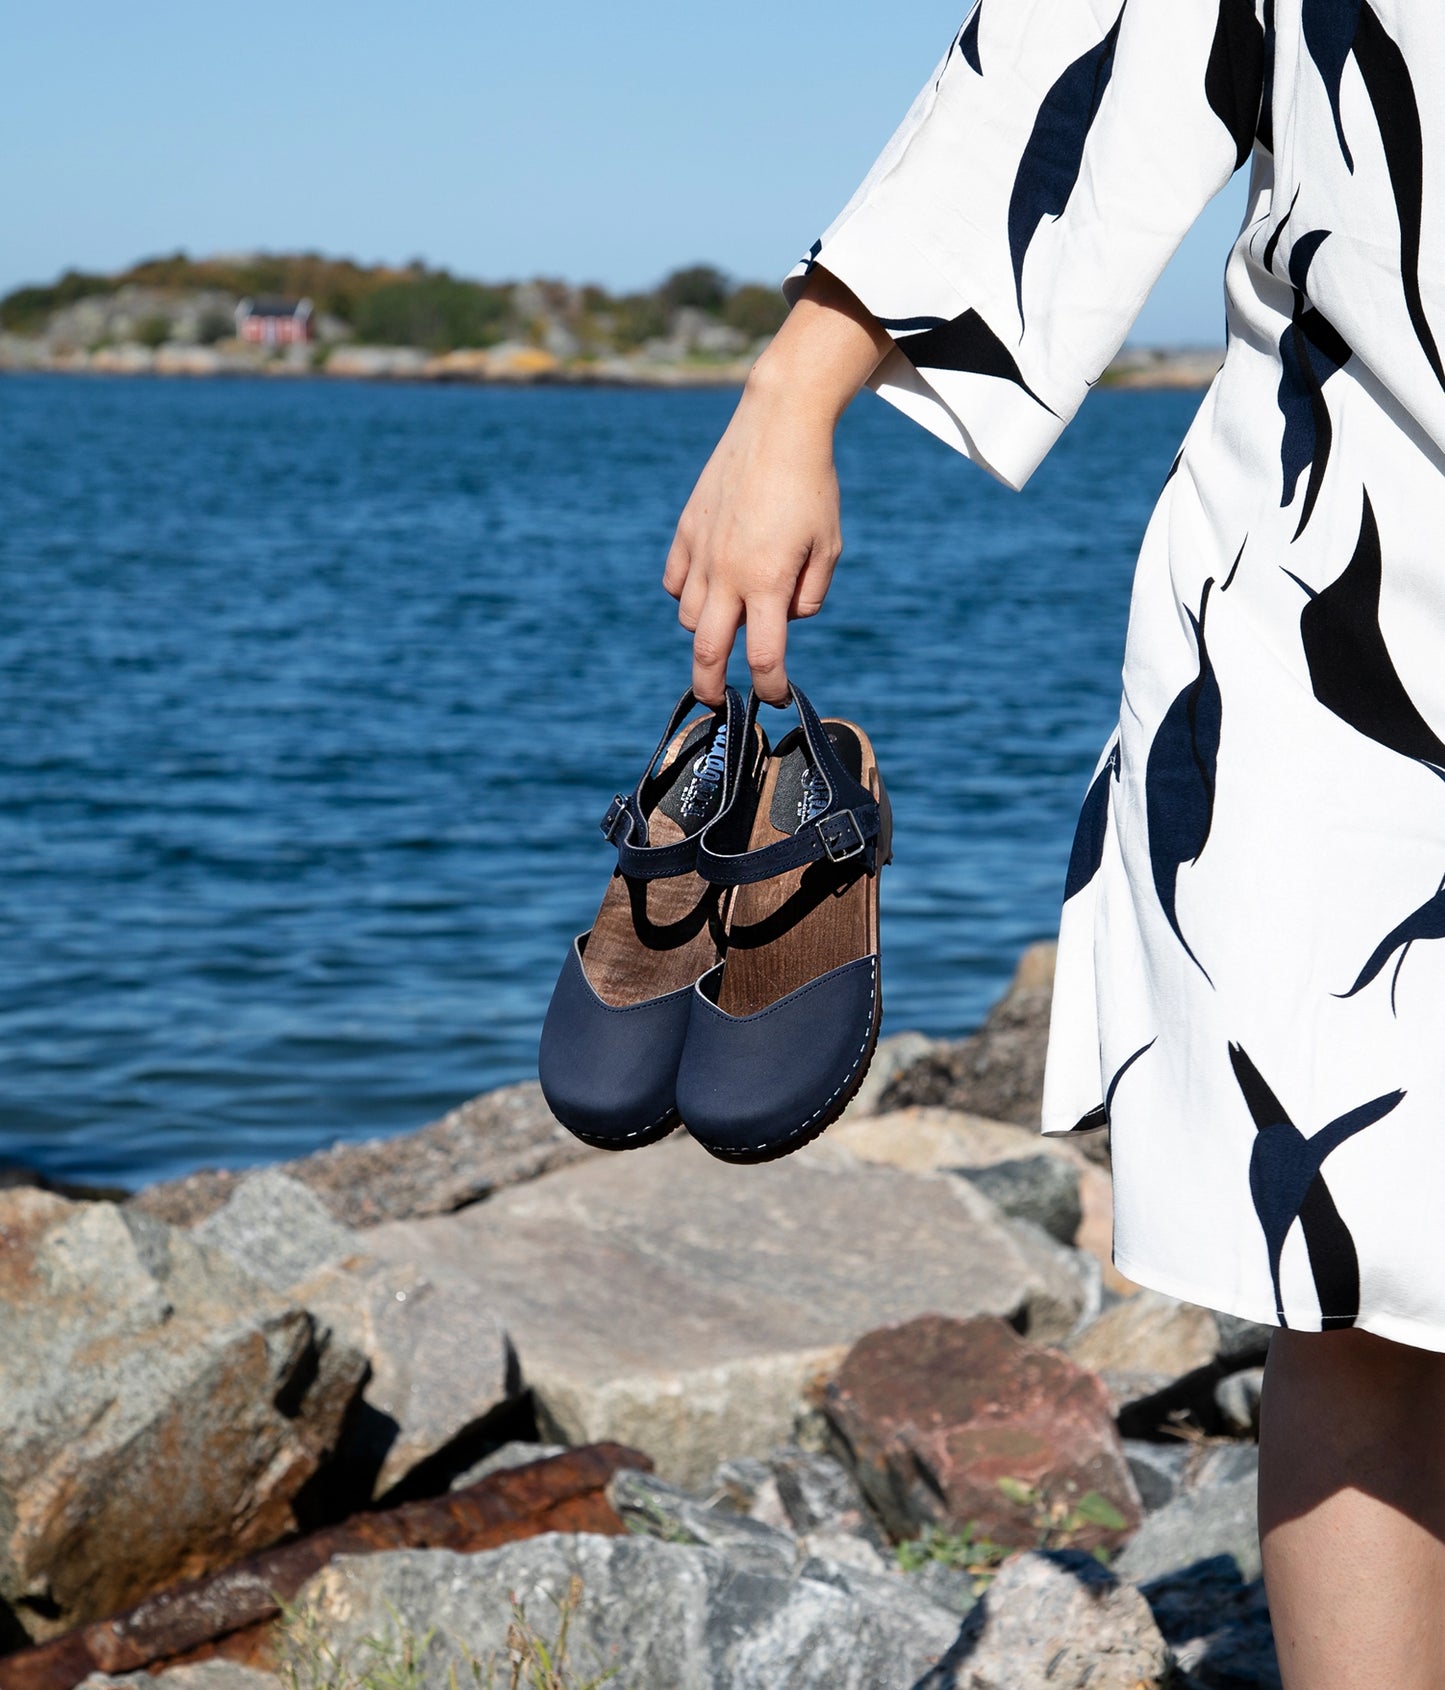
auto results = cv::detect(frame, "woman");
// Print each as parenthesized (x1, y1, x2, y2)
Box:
(663, 3, 1445, 1684)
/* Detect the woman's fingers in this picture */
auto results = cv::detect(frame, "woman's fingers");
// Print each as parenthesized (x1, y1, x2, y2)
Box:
(683, 541, 835, 702)
(691, 591, 743, 706)
(791, 542, 839, 619)
(744, 593, 791, 705)
(662, 533, 691, 601)
(676, 561, 708, 634)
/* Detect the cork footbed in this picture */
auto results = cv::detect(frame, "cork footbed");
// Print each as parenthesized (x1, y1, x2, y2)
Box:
(716, 721, 888, 1019)
(583, 715, 764, 1009)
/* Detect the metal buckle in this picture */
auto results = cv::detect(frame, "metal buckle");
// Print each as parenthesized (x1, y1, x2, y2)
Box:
(600, 794, 630, 842)
(817, 808, 865, 863)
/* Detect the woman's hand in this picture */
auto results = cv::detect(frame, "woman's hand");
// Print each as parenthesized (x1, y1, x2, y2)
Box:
(663, 267, 892, 705)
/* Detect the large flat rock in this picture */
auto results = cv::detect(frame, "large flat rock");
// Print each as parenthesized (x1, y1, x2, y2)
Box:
(361, 1138, 1092, 1489)
(190, 1170, 517, 1502)
(296, 1533, 962, 1690)
(129, 1082, 594, 1229)
(831, 1106, 1135, 1294)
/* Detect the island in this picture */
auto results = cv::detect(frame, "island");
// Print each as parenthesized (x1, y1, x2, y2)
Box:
(0, 251, 1223, 389)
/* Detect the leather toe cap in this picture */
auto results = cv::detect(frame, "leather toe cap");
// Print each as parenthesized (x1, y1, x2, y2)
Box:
(538, 936, 692, 1146)
(676, 955, 880, 1159)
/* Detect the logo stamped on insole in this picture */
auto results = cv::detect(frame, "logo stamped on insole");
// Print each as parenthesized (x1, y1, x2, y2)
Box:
(677, 722, 729, 820)
(797, 764, 830, 829)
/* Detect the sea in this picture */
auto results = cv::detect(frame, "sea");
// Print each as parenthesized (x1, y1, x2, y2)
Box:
(0, 372, 1200, 1188)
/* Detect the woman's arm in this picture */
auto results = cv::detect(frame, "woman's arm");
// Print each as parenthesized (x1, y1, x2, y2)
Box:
(662, 266, 891, 705)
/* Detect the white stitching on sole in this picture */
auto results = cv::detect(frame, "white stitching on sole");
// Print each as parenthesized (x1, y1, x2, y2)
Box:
(698, 958, 878, 1158)
(569, 1105, 679, 1147)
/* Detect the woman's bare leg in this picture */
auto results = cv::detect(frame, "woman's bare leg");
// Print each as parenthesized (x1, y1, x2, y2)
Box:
(1259, 1327, 1445, 1689)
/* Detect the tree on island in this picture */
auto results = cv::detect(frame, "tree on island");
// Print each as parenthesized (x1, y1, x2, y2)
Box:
(0, 255, 789, 357)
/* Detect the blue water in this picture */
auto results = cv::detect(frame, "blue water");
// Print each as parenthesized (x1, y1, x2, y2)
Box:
(0, 373, 1199, 1188)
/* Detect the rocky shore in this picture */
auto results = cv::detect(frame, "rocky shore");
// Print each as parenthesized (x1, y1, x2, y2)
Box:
(0, 335, 1223, 392)
(0, 942, 1279, 1689)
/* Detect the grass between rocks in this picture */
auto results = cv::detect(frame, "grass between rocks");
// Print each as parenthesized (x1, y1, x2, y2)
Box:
(275, 1577, 618, 1690)
(894, 1477, 1128, 1594)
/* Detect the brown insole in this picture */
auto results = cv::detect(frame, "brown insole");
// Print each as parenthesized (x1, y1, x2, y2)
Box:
(717, 721, 885, 1019)
(584, 716, 759, 1009)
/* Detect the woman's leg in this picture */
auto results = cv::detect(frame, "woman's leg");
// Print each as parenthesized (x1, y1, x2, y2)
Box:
(1259, 1327, 1445, 1690)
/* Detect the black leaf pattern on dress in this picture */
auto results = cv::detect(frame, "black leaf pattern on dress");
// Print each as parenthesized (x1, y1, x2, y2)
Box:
(1220, 537, 1248, 591)
(1257, 0, 1276, 152)
(1301, 0, 1361, 170)
(1206, 0, 1268, 172)
(1260, 184, 1298, 273)
(959, 2, 983, 73)
(1162, 448, 1184, 491)
(1145, 578, 1221, 981)
(1339, 873, 1445, 1006)
(1290, 490, 1445, 768)
(1231, 1042, 1402, 1328)
(1299, 2, 1444, 388)
(1070, 1036, 1155, 1134)
(1351, 3, 1445, 391)
(885, 309, 1057, 413)
(1063, 738, 1120, 900)
(1007, 6, 1124, 329)
(1274, 230, 1352, 538)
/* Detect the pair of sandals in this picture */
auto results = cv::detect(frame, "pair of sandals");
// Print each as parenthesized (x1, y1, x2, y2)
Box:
(538, 682, 891, 1163)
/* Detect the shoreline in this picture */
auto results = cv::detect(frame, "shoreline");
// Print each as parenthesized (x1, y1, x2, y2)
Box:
(0, 343, 1226, 391)
(0, 943, 1279, 1688)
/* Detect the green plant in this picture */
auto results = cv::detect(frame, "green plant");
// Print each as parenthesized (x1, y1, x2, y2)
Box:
(273, 1576, 618, 1690)
(276, 1597, 435, 1690)
(491, 1574, 618, 1690)
(618, 1492, 695, 1545)
(135, 315, 172, 349)
(895, 1521, 1012, 1595)
(995, 1476, 1127, 1559)
(895, 1477, 1129, 1593)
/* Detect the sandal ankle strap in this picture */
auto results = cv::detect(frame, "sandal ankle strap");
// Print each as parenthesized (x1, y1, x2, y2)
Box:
(600, 684, 750, 880)
(695, 685, 881, 886)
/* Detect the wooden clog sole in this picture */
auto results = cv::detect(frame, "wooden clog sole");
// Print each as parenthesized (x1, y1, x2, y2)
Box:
(695, 719, 889, 1163)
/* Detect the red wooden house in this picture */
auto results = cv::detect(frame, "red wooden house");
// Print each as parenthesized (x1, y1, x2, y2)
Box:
(235, 297, 314, 346)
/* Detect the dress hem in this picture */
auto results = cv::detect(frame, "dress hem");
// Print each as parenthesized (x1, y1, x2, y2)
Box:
(1112, 1251, 1445, 1358)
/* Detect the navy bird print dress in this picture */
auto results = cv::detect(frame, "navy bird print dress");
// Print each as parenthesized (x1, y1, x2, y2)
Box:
(786, 0, 1445, 1347)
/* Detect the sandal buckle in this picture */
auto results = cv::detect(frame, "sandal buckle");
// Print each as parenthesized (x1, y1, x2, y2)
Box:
(600, 794, 630, 842)
(817, 808, 865, 863)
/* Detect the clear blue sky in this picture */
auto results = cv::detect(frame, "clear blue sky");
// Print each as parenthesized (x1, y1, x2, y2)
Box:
(2, 0, 1248, 345)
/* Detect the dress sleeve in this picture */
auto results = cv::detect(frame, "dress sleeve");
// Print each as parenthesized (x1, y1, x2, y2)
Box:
(784, 0, 1267, 489)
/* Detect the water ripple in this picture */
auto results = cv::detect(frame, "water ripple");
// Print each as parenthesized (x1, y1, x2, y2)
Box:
(0, 373, 1196, 1185)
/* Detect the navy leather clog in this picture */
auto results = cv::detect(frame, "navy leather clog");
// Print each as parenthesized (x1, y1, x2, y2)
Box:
(538, 685, 764, 1149)
(677, 686, 891, 1163)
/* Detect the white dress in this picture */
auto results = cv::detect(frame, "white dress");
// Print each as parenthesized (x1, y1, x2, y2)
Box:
(787, 0, 1445, 1349)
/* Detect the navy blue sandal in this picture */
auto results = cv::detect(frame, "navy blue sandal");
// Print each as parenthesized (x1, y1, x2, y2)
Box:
(538, 686, 765, 1148)
(677, 685, 891, 1163)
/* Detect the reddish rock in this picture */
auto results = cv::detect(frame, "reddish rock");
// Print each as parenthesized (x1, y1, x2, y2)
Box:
(824, 1314, 1140, 1551)
(0, 1444, 649, 1690)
